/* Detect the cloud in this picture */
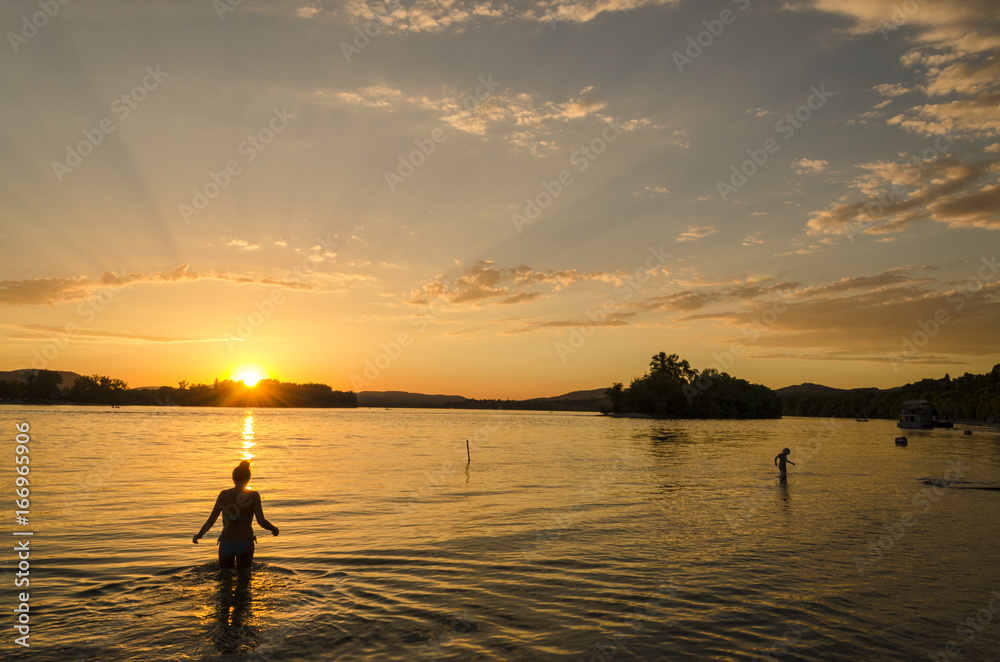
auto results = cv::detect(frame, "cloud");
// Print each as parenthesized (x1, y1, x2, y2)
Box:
(874, 83, 911, 98)
(226, 239, 262, 251)
(676, 226, 718, 242)
(502, 312, 636, 335)
(746, 107, 771, 118)
(793, 158, 829, 174)
(407, 260, 621, 307)
(665, 259, 1000, 361)
(329, 0, 680, 33)
(8, 325, 226, 345)
(742, 234, 765, 246)
(635, 185, 669, 196)
(320, 83, 651, 151)
(0, 264, 325, 306)
(733, 281, 1000, 358)
(793, 266, 936, 297)
(628, 279, 797, 313)
(803, 0, 1000, 139)
(806, 153, 1000, 236)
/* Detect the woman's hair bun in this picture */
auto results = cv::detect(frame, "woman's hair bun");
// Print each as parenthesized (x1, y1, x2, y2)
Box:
(232, 459, 252, 484)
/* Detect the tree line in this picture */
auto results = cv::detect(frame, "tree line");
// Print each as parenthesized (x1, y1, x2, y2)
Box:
(780, 364, 1000, 420)
(603, 352, 782, 419)
(0, 371, 357, 408)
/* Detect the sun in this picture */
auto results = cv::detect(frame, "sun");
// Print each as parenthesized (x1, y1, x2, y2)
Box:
(231, 365, 269, 387)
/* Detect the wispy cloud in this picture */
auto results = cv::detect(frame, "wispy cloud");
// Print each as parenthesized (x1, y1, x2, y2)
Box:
(0, 264, 321, 306)
(317, 83, 651, 151)
(407, 260, 622, 307)
(676, 226, 718, 242)
(323, 0, 681, 33)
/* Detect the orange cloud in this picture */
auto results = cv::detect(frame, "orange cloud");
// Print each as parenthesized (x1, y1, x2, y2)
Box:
(0, 264, 316, 306)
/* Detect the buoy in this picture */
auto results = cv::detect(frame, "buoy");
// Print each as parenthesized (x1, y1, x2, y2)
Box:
(895, 436, 908, 446)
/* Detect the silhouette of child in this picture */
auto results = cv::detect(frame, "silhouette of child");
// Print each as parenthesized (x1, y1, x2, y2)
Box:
(774, 448, 795, 474)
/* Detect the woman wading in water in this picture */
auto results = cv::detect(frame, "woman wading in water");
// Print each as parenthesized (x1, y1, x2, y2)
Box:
(193, 460, 279, 571)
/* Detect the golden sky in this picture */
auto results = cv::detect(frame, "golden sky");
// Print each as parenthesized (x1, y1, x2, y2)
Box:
(1, 0, 998, 398)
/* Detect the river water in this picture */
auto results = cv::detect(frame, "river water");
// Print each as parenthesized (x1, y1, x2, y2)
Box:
(1, 406, 998, 661)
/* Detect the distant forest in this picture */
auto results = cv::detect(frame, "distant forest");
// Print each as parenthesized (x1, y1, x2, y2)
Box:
(780, 364, 1000, 420)
(603, 352, 782, 419)
(0, 371, 357, 408)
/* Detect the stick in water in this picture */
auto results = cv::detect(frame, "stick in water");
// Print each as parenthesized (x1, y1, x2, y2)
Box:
(466, 439, 470, 462)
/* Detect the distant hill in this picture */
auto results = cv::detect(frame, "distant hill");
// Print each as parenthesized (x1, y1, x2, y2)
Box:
(534, 388, 609, 401)
(774, 383, 846, 397)
(356, 388, 611, 411)
(0, 369, 81, 389)
(779, 367, 999, 420)
(357, 391, 469, 406)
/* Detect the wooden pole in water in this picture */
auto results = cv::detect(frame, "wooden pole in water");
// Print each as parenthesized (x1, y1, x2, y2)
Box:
(466, 439, 470, 462)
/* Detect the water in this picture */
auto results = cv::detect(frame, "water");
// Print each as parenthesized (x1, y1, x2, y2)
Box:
(2, 406, 999, 661)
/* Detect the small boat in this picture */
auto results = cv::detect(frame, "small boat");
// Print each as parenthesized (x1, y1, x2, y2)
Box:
(895, 436, 908, 446)
(964, 429, 972, 435)
(856, 418, 868, 422)
(898, 400, 952, 429)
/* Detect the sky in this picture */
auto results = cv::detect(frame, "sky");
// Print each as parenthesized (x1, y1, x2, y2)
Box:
(1, 0, 998, 399)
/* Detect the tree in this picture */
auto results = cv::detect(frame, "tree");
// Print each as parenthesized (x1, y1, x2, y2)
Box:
(69, 374, 129, 405)
(648, 352, 698, 382)
(608, 353, 780, 418)
(21, 369, 64, 400)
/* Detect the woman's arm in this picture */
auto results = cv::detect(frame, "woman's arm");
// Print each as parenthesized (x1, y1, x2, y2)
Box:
(254, 492, 279, 536)
(192, 492, 224, 543)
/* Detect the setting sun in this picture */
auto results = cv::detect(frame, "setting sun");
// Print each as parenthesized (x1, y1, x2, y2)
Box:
(231, 365, 269, 387)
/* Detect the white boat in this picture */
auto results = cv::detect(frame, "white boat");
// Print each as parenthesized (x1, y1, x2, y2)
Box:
(898, 400, 934, 429)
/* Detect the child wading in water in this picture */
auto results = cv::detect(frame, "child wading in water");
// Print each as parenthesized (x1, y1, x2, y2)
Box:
(774, 448, 795, 475)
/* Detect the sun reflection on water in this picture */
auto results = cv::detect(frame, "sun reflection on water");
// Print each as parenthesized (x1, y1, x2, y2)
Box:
(242, 411, 255, 459)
